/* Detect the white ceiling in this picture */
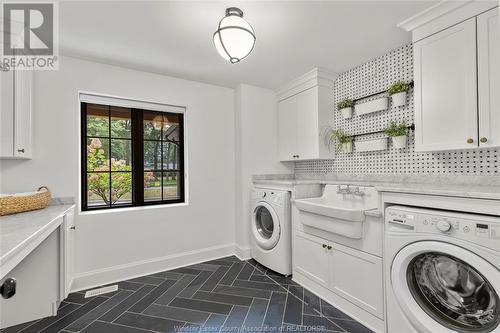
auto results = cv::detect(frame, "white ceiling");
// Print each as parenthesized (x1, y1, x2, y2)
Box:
(59, 1, 436, 89)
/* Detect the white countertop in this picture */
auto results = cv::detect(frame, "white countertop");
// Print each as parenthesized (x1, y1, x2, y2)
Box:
(253, 179, 500, 200)
(0, 204, 75, 279)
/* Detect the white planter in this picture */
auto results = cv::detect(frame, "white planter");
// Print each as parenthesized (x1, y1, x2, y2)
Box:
(341, 141, 353, 153)
(355, 138, 388, 152)
(392, 135, 407, 149)
(354, 97, 389, 116)
(391, 91, 406, 107)
(340, 107, 353, 119)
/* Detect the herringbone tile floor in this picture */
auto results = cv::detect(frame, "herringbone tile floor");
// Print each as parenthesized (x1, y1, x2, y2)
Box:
(2, 257, 373, 333)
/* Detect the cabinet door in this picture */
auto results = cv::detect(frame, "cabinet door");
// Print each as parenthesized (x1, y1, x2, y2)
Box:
(62, 211, 75, 298)
(294, 232, 329, 287)
(0, 67, 15, 157)
(414, 18, 478, 151)
(13, 70, 33, 158)
(278, 95, 298, 161)
(478, 8, 500, 148)
(0, 230, 60, 329)
(328, 243, 384, 319)
(296, 87, 319, 160)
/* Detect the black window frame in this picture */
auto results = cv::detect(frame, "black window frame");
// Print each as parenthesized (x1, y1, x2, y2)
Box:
(81, 102, 185, 211)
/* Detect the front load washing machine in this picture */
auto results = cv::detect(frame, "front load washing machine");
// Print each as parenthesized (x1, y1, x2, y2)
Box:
(250, 188, 291, 276)
(385, 206, 500, 333)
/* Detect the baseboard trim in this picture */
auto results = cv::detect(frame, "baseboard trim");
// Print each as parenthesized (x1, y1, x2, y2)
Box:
(233, 244, 251, 260)
(71, 243, 234, 292)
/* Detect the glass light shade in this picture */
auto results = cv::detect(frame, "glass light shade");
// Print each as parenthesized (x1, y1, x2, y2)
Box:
(153, 115, 172, 131)
(213, 8, 255, 63)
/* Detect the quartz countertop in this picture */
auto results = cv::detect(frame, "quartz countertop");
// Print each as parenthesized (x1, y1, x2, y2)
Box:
(1, 204, 75, 279)
(252, 177, 500, 200)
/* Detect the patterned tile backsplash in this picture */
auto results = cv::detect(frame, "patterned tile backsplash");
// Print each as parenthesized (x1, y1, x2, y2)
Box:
(295, 44, 499, 176)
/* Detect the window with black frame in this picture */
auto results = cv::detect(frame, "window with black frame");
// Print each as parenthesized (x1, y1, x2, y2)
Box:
(81, 102, 184, 211)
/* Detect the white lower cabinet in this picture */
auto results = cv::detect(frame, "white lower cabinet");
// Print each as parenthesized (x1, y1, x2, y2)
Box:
(328, 242, 383, 319)
(294, 231, 384, 319)
(61, 211, 76, 300)
(0, 225, 60, 329)
(0, 211, 75, 329)
(294, 232, 329, 287)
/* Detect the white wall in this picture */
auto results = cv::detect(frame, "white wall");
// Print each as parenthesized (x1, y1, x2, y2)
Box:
(0, 56, 236, 289)
(234, 84, 293, 257)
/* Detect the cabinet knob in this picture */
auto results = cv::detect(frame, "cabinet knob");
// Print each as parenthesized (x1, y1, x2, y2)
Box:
(322, 244, 327, 248)
(327, 245, 332, 250)
(0, 278, 16, 299)
(466, 138, 474, 144)
(17, 148, 25, 153)
(480, 137, 488, 143)
(70, 226, 76, 230)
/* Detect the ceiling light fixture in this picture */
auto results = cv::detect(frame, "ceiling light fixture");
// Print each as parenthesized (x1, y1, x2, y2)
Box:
(213, 7, 256, 64)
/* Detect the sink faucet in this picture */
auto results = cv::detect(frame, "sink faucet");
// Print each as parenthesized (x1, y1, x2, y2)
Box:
(352, 186, 365, 196)
(337, 184, 365, 196)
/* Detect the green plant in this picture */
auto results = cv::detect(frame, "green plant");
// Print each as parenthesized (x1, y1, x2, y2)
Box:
(324, 128, 352, 153)
(387, 81, 409, 96)
(87, 138, 155, 205)
(336, 98, 353, 111)
(384, 121, 408, 137)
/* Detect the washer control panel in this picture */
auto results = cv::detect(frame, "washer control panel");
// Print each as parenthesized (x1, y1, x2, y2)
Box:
(252, 189, 289, 207)
(386, 206, 500, 252)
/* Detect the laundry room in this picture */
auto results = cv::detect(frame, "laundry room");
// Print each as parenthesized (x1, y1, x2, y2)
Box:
(1, 1, 499, 333)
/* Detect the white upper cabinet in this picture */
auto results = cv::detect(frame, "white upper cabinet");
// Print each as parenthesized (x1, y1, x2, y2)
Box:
(478, 8, 500, 148)
(0, 68, 33, 159)
(296, 87, 320, 160)
(0, 67, 15, 156)
(278, 94, 298, 161)
(400, 1, 499, 152)
(277, 68, 336, 162)
(413, 18, 478, 151)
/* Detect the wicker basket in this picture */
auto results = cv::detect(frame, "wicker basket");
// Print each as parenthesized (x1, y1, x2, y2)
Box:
(0, 186, 52, 216)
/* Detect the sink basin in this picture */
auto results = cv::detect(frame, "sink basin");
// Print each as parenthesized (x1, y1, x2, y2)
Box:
(295, 185, 378, 239)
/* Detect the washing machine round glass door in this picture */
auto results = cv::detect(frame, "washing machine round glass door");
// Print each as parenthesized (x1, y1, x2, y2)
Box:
(391, 241, 500, 333)
(252, 202, 281, 250)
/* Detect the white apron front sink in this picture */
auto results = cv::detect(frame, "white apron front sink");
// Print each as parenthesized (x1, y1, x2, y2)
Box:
(295, 185, 378, 239)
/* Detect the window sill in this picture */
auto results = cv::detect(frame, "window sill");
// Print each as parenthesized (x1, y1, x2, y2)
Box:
(78, 202, 189, 216)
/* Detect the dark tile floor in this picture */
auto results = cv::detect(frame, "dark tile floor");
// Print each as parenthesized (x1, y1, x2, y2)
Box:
(3, 256, 373, 333)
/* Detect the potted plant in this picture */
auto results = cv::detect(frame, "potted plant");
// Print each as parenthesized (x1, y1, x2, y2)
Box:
(387, 81, 409, 107)
(336, 98, 354, 119)
(384, 121, 408, 149)
(325, 128, 353, 153)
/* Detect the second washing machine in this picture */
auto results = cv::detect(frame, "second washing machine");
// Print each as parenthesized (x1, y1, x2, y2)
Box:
(385, 206, 500, 333)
